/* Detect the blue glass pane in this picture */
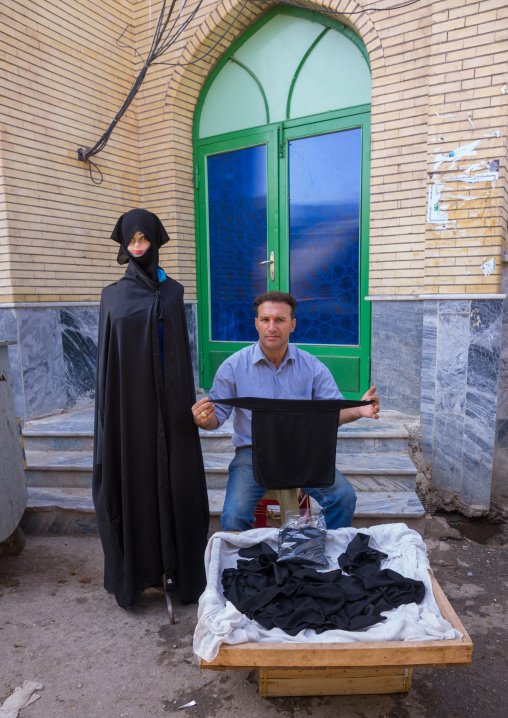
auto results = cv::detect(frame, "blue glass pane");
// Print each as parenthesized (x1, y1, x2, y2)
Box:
(208, 146, 267, 341)
(288, 129, 361, 345)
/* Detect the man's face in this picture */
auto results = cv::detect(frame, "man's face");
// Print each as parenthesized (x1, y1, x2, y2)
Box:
(255, 302, 296, 355)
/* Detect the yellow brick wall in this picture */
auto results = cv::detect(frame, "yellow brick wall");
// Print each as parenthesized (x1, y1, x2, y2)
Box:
(0, 0, 506, 301)
(0, 0, 140, 302)
(423, 0, 507, 294)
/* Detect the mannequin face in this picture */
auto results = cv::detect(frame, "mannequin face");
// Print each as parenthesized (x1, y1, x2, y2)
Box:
(127, 231, 151, 257)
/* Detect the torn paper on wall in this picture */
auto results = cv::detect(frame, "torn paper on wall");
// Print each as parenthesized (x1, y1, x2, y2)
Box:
(427, 183, 450, 223)
(433, 140, 481, 171)
(480, 258, 496, 277)
(450, 169, 499, 184)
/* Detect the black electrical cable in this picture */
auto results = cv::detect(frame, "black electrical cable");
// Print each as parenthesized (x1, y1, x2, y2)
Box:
(153, 0, 250, 67)
(77, 0, 202, 181)
(248, 0, 421, 12)
(78, 0, 420, 184)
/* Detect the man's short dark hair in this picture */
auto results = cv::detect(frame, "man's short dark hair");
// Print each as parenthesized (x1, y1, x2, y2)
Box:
(253, 291, 298, 319)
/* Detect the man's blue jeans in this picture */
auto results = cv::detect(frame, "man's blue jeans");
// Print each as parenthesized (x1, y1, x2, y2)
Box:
(221, 447, 357, 531)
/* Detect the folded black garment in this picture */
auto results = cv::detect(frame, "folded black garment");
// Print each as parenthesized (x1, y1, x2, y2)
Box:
(214, 397, 373, 489)
(338, 532, 388, 578)
(221, 540, 425, 637)
(277, 525, 328, 568)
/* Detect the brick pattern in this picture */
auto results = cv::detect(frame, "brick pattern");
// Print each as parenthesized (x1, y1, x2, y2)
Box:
(0, 0, 140, 302)
(0, 0, 506, 301)
(423, 0, 508, 294)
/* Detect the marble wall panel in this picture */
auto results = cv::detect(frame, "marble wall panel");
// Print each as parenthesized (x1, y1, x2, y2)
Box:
(501, 329, 508, 358)
(61, 307, 99, 408)
(2, 302, 200, 424)
(420, 301, 438, 463)
(492, 261, 508, 496)
(492, 446, 508, 496)
(435, 306, 469, 414)
(462, 300, 502, 508)
(17, 308, 67, 421)
(0, 308, 18, 342)
(422, 299, 503, 509)
(371, 301, 423, 416)
(496, 419, 508, 446)
(496, 358, 508, 419)
(431, 412, 465, 493)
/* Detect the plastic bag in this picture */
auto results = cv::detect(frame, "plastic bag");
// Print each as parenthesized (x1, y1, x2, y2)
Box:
(277, 509, 328, 567)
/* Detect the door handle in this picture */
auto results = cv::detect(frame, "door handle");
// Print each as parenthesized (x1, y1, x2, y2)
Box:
(258, 251, 275, 282)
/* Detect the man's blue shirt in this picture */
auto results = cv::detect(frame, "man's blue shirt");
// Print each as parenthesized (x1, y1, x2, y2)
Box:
(209, 342, 343, 448)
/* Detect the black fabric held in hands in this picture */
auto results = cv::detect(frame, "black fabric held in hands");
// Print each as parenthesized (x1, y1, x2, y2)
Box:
(221, 540, 425, 637)
(214, 397, 374, 490)
(338, 532, 388, 578)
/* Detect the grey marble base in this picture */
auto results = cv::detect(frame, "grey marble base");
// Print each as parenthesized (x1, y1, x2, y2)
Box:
(371, 301, 423, 416)
(492, 263, 508, 497)
(0, 302, 199, 424)
(421, 299, 503, 509)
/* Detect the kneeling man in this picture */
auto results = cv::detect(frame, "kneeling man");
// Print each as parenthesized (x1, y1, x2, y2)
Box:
(192, 291, 380, 531)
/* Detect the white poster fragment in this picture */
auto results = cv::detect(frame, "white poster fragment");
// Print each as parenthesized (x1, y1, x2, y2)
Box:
(433, 140, 481, 171)
(450, 160, 499, 185)
(480, 258, 496, 277)
(427, 183, 450, 223)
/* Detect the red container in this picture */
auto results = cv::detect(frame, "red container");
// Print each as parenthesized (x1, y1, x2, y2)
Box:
(253, 492, 310, 528)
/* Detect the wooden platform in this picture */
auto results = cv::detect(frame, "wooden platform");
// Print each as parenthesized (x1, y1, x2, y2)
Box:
(200, 572, 473, 698)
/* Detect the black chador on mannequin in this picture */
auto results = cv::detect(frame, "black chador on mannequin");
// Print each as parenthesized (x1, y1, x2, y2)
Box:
(93, 209, 209, 609)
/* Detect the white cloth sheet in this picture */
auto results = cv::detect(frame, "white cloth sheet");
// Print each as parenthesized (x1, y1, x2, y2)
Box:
(193, 523, 462, 662)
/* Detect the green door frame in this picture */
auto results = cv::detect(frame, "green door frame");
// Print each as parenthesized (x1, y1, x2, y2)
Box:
(195, 106, 371, 395)
(195, 126, 280, 384)
(193, 6, 372, 397)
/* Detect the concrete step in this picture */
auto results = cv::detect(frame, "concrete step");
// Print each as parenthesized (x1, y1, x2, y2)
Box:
(21, 487, 426, 537)
(203, 452, 417, 491)
(25, 451, 93, 488)
(23, 410, 413, 455)
(24, 450, 417, 492)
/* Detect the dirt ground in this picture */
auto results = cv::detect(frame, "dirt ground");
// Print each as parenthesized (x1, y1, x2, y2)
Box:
(1, 516, 507, 718)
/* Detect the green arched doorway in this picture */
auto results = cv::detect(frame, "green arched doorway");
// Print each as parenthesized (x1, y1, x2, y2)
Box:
(194, 6, 371, 396)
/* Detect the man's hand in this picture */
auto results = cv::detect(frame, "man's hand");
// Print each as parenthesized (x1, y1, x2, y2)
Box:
(358, 385, 380, 420)
(192, 396, 219, 430)
(339, 385, 380, 425)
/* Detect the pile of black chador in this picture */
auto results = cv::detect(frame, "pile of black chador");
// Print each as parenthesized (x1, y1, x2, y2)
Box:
(222, 531, 425, 636)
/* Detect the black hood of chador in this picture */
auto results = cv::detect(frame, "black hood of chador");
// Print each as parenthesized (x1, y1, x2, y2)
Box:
(110, 208, 170, 282)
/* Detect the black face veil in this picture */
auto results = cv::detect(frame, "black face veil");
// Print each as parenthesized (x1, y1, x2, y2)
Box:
(110, 208, 170, 282)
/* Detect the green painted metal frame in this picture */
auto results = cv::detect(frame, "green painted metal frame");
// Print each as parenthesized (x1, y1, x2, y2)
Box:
(193, 5, 371, 142)
(195, 126, 280, 388)
(285, 26, 330, 120)
(193, 7, 372, 395)
(230, 57, 270, 123)
(279, 110, 372, 396)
